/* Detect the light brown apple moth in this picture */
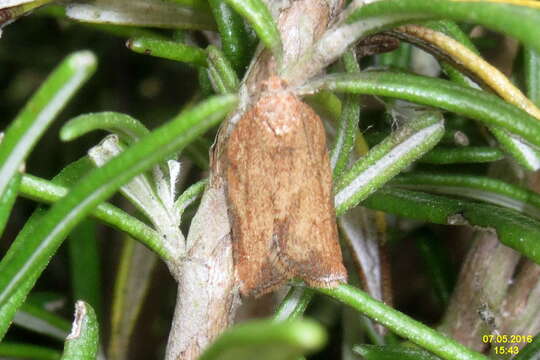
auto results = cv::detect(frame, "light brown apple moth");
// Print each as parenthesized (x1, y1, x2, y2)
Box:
(226, 76, 347, 297)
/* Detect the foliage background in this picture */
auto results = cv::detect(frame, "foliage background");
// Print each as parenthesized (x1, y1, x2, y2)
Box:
(0, 13, 199, 359)
(1, 2, 540, 359)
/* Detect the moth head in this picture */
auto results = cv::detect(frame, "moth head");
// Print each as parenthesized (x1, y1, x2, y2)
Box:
(260, 76, 289, 94)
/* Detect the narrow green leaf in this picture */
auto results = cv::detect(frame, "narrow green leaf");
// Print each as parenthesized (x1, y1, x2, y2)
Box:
(390, 172, 540, 221)
(306, 72, 540, 149)
(107, 238, 158, 360)
(14, 302, 71, 341)
(377, 42, 412, 69)
(364, 187, 461, 225)
(66, 0, 216, 30)
(310, 0, 540, 77)
(19, 173, 167, 259)
(1, 159, 100, 340)
(208, 65, 229, 95)
(126, 36, 207, 67)
(60, 112, 150, 144)
(335, 112, 444, 215)
(342, 47, 361, 74)
(175, 178, 207, 216)
(222, 0, 282, 57)
(304, 90, 342, 123)
(354, 344, 441, 360)
(68, 221, 102, 319)
(420, 146, 504, 164)
(414, 229, 454, 306)
(0, 0, 56, 27)
(86, 24, 169, 40)
(0, 158, 94, 340)
(273, 288, 314, 322)
(426, 20, 477, 54)
(0, 95, 237, 311)
(208, 0, 252, 75)
(425, 20, 540, 170)
(36, 5, 170, 39)
(199, 319, 326, 360)
(25, 292, 65, 309)
(0, 342, 61, 360)
(515, 333, 540, 360)
(207, 45, 240, 94)
(363, 187, 540, 264)
(0, 51, 96, 201)
(0, 173, 20, 237)
(317, 284, 487, 360)
(165, 0, 210, 11)
(0, 211, 47, 341)
(330, 50, 360, 180)
(490, 126, 540, 170)
(346, 0, 540, 55)
(338, 206, 389, 335)
(525, 47, 540, 107)
(198, 66, 215, 97)
(61, 301, 99, 360)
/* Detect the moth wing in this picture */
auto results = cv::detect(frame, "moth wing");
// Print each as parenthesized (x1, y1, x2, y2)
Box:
(227, 90, 347, 297)
(271, 97, 348, 288)
(226, 100, 286, 297)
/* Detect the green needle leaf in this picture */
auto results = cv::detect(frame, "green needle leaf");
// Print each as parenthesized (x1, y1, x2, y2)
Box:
(0, 342, 61, 360)
(222, 0, 282, 57)
(273, 288, 314, 323)
(346, 0, 540, 55)
(107, 238, 158, 360)
(66, 0, 216, 30)
(0, 51, 96, 203)
(335, 112, 444, 216)
(207, 45, 240, 94)
(19, 173, 167, 259)
(354, 344, 442, 360)
(414, 228, 454, 306)
(0, 173, 20, 237)
(14, 302, 71, 341)
(199, 319, 326, 360)
(309, 0, 540, 79)
(330, 50, 360, 181)
(0, 159, 102, 339)
(175, 178, 207, 217)
(60, 112, 150, 144)
(208, 0, 253, 75)
(126, 36, 208, 67)
(0, 0, 56, 27)
(68, 221, 102, 319)
(318, 284, 487, 360)
(306, 72, 540, 149)
(363, 187, 540, 264)
(487, 126, 540, 170)
(525, 47, 540, 107)
(420, 146, 504, 164)
(515, 333, 540, 360)
(61, 301, 99, 360)
(0, 94, 237, 311)
(424, 20, 540, 170)
(391, 172, 540, 221)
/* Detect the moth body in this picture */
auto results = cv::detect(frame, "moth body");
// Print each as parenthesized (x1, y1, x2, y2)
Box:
(226, 76, 347, 298)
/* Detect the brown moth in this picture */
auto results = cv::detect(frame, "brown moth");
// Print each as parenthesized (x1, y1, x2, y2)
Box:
(226, 76, 347, 298)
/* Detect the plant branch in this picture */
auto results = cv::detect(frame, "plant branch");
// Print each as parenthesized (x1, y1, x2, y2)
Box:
(164, 1, 345, 358)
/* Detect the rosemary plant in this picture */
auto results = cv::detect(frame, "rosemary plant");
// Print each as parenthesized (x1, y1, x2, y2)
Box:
(1, 1, 540, 359)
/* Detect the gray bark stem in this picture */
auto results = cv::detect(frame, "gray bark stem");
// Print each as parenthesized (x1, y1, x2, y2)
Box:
(165, 181, 239, 360)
